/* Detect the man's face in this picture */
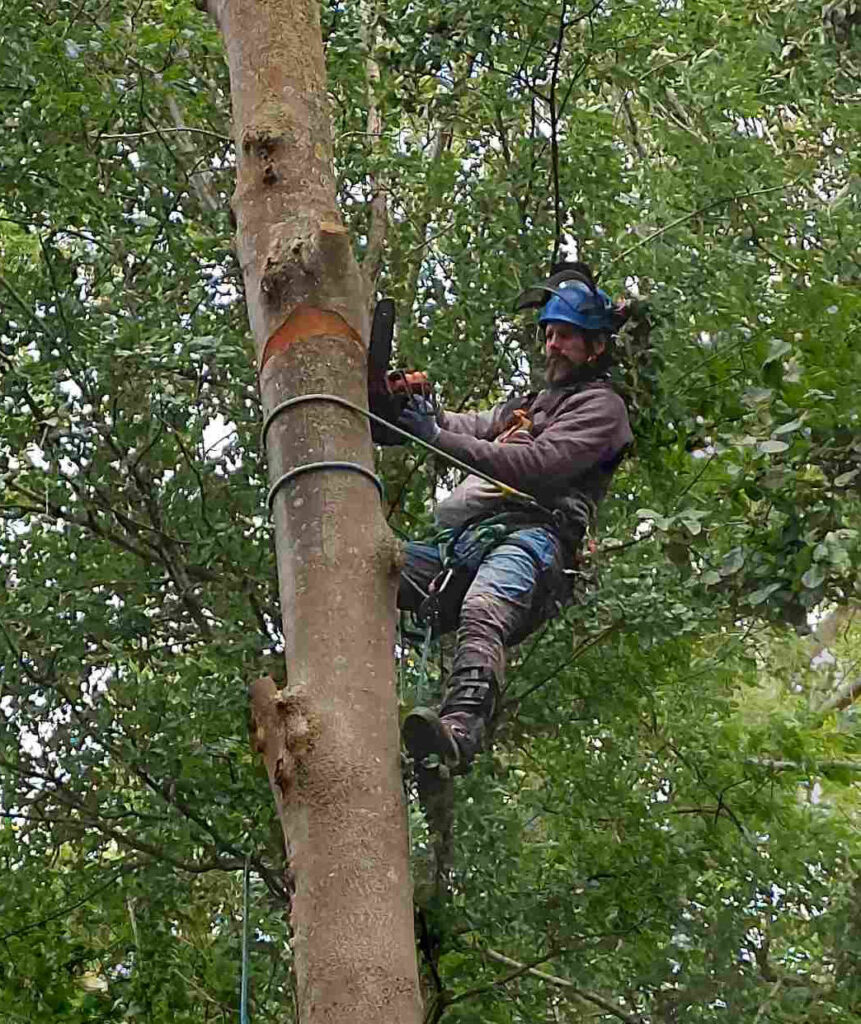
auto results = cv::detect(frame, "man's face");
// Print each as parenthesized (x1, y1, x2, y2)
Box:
(544, 321, 604, 384)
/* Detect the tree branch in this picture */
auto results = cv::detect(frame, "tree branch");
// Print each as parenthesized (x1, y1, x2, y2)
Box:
(165, 95, 222, 212)
(0, 867, 132, 942)
(816, 676, 861, 714)
(621, 92, 646, 159)
(504, 622, 621, 711)
(746, 756, 861, 773)
(483, 949, 646, 1024)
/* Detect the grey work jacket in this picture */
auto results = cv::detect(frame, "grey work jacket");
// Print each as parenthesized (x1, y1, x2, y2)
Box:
(433, 379, 633, 536)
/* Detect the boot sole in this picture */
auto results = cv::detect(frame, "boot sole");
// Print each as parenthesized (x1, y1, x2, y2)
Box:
(402, 708, 458, 766)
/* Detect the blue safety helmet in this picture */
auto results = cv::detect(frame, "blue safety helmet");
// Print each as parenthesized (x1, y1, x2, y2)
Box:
(515, 262, 624, 334)
(538, 279, 617, 332)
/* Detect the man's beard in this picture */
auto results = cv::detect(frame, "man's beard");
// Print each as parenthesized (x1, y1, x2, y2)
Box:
(544, 353, 597, 387)
(545, 352, 576, 385)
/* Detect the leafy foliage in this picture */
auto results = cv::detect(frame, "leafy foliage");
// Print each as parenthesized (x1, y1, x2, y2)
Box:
(1, 0, 860, 1020)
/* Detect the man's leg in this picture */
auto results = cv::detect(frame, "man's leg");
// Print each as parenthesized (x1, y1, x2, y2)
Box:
(403, 528, 563, 772)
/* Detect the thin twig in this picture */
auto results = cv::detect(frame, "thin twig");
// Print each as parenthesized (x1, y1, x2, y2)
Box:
(745, 757, 861, 773)
(0, 867, 131, 942)
(96, 126, 231, 142)
(609, 181, 800, 266)
(752, 979, 783, 1024)
(504, 621, 621, 711)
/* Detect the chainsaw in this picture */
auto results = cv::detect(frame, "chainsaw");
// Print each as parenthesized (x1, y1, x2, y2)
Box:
(367, 298, 432, 445)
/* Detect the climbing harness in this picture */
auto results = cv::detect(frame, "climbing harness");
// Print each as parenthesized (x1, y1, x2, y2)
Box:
(408, 512, 574, 656)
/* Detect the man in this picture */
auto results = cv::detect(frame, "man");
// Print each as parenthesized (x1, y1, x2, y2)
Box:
(395, 263, 633, 777)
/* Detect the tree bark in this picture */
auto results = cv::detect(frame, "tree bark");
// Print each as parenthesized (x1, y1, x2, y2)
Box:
(206, 1, 422, 1021)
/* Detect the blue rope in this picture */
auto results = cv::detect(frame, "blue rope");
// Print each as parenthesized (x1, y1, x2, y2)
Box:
(240, 856, 250, 1024)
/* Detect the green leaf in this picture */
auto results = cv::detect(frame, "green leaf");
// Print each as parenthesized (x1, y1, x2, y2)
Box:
(758, 439, 790, 454)
(748, 582, 782, 606)
(762, 338, 792, 367)
(772, 417, 805, 436)
(834, 469, 859, 487)
(741, 388, 774, 408)
(720, 547, 745, 576)
(666, 541, 691, 567)
(801, 564, 826, 589)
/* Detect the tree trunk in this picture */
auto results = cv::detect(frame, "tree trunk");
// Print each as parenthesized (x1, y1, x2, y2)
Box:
(206, 1, 423, 1021)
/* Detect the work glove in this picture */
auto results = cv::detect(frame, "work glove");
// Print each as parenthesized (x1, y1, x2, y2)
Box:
(396, 396, 441, 444)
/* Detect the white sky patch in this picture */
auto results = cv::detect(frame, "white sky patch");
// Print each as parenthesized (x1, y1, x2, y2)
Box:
(203, 414, 238, 459)
(811, 648, 836, 669)
(25, 443, 49, 469)
(434, 478, 453, 504)
(562, 232, 579, 259)
(634, 519, 654, 539)
(19, 728, 42, 757)
(59, 378, 83, 401)
(735, 115, 768, 139)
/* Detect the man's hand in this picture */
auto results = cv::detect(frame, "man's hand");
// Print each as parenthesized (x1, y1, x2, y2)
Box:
(397, 397, 441, 443)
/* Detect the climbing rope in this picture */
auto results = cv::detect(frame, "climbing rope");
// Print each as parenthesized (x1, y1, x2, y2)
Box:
(260, 392, 546, 512)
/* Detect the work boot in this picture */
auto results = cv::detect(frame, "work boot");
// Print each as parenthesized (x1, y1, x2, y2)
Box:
(403, 667, 498, 776)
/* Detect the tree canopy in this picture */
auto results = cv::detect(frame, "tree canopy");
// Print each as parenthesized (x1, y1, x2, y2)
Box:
(1, 0, 859, 1020)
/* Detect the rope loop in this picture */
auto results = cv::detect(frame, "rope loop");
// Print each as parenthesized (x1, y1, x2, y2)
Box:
(267, 461, 384, 512)
(261, 394, 385, 513)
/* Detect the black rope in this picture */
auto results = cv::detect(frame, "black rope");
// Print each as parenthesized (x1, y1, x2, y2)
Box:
(267, 461, 384, 512)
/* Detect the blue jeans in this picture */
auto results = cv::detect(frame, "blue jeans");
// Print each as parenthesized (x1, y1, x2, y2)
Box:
(398, 526, 565, 683)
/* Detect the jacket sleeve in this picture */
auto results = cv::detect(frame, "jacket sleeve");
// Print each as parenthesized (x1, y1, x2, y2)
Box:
(434, 389, 632, 493)
(438, 402, 507, 440)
